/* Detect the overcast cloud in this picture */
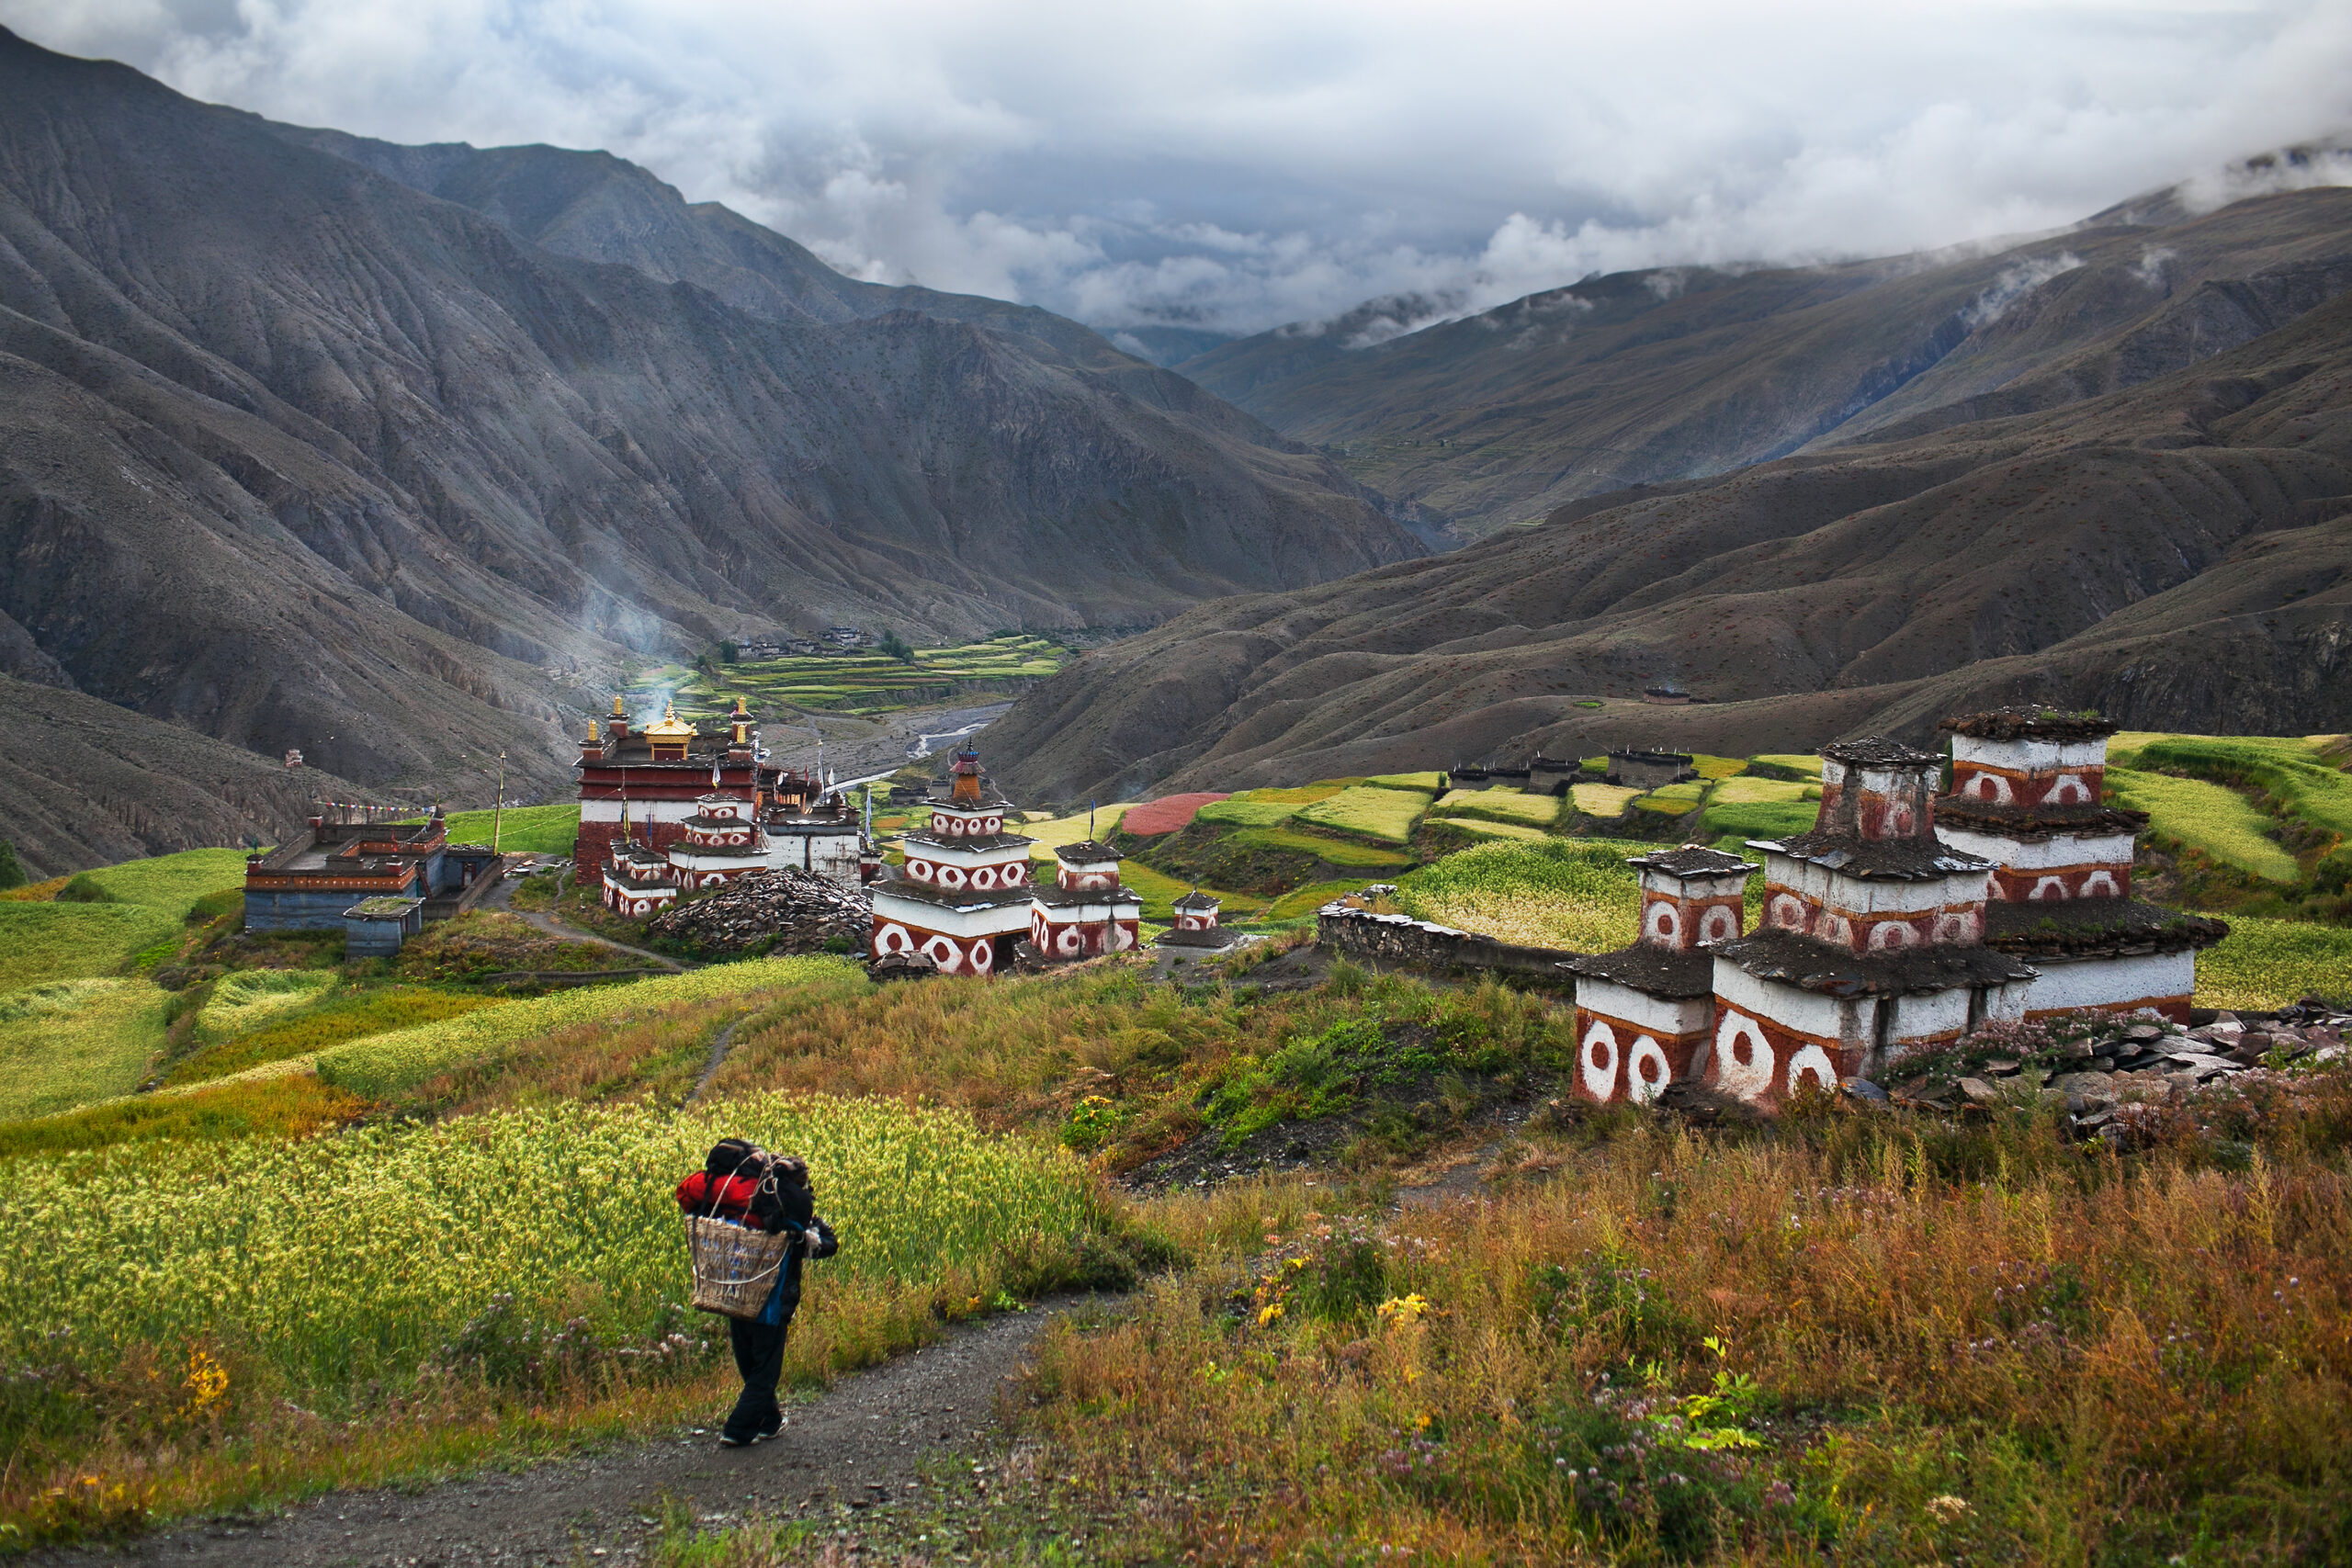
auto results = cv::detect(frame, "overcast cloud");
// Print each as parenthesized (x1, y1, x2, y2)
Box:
(8, 0, 2352, 340)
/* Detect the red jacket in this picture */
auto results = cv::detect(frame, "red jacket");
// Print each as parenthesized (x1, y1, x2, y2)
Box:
(676, 1171, 766, 1226)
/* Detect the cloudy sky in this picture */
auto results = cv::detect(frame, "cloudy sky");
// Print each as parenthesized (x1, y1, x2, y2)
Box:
(9, 1, 2352, 344)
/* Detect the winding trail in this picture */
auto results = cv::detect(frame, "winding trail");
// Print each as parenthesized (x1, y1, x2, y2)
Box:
(36, 1300, 1105, 1568)
(689, 1013, 752, 1103)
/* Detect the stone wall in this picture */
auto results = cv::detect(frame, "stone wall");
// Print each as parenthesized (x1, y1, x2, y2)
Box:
(1316, 897, 1575, 986)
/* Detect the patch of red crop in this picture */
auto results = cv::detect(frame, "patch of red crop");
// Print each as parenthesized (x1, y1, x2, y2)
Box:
(1120, 792, 1229, 836)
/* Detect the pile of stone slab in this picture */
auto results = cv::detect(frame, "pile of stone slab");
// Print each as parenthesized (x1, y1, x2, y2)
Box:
(1881, 999, 2347, 1135)
(647, 868, 870, 957)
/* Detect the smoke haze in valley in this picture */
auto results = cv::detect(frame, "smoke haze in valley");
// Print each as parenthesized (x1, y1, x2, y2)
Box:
(11, 0, 2352, 345)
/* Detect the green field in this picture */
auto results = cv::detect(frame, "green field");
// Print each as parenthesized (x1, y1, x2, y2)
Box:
(0, 903, 178, 992)
(1567, 782, 1642, 818)
(1196, 797, 1307, 829)
(1431, 816, 1556, 844)
(1230, 827, 1413, 868)
(305, 956, 865, 1100)
(1702, 774, 1820, 843)
(1430, 787, 1560, 827)
(1396, 838, 1646, 951)
(2193, 915, 2352, 1010)
(2107, 768, 2300, 882)
(1634, 779, 1711, 815)
(1365, 771, 1446, 791)
(1292, 784, 1433, 843)
(399, 802, 582, 855)
(77, 848, 254, 919)
(2125, 736, 2352, 841)
(0, 979, 172, 1121)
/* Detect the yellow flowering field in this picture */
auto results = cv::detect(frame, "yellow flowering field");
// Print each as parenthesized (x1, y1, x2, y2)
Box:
(0, 1093, 1098, 1533)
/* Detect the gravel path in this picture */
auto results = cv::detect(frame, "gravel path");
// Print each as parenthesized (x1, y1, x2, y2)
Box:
(38, 1302, 1096, 1567)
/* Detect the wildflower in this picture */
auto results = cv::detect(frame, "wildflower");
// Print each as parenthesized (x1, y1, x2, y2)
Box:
(1376, 1293, 1430, 1327)
(1927, 1494, 1970, 1521)
(1258, 1303, 1284, 1327)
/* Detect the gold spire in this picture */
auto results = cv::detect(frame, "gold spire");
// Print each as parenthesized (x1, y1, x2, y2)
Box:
(643, 702, 695, 739)
(584, 718, 601, 743)
(610, 694, 627, 719)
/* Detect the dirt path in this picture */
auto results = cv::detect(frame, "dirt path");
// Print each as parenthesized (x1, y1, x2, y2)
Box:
(39, 1302, 1097, 1568)
(513, 908, 689, 972)
(689, 1013, 751, 1103)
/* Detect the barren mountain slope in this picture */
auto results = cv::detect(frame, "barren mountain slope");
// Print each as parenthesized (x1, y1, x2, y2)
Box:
(0, 28, 1419, 819)
(1180, 189, 2352, 533)
(0, 675, 386, 877)
(990, 282, 2352, 806)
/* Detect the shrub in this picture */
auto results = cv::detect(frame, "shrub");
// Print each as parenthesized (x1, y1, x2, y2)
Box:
(0, 840, 24, 891)
(54, 874, 115, 904)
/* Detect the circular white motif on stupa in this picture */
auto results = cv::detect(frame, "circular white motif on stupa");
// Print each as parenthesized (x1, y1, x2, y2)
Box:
(875, 922, 913, 955)
(1057, 926, 1084, 955)
(1627, 1036, 1671, 1105)
(1700, 905, 1737, 942)
(1868, 920, 1918, 950)
(1713, 1011, 1773, 1101)
(1970, 773, 2013, 804)
(2030, 875, 2069, 901)
(2081, 870, 2119, 897)
(1788, 1044, 1836, 1095)
(971, 866, 995, 889)
(1815, 912, 1853, 946)
(1645, 903, 1679, 943)
(923, 934, 960, 971)
(2048, 774, 2090, 805)
(1770, 895, 1807, 931)
(940, 866, 967, 888)
(969, 940, 993, 974)
(1579, 1020, 1618, 1100)
(1110, 923, 1134, 953)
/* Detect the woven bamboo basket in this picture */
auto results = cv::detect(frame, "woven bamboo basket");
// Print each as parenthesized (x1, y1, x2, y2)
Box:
(684, 1215, 792, 1319)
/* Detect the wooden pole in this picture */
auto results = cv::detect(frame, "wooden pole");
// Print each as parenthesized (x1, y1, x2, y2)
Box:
(492, 751, 506, 853)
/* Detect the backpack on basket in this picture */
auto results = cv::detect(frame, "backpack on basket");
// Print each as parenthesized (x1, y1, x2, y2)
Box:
(684, 1214, 795, 1319)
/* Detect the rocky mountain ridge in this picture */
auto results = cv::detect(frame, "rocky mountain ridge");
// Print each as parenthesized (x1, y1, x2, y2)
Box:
(0, 26, 1421, 861)
(1180, 185, 2352, 536)
(992, 212, 2352, 806)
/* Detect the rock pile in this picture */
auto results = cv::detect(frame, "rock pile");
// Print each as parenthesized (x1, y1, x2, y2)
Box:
(1876, 999, 2348, 1136)
(648, 870, 869, 958)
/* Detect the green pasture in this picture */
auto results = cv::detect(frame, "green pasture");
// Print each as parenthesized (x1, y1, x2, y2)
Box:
(77, 848, 253, 919)
(1230, 827, 1412, 869)
(1634, 780, 1710, 815)
(0, 903, 178, 992)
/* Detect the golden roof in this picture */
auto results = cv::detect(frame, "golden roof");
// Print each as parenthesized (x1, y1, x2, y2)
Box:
(642, 703, 696, 739)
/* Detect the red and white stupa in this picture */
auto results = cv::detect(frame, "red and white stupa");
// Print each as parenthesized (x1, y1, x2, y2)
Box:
(868, 745, 1036, 976)
(1560, 845, 1757, 1106)
(1933, 708, 2224, 1021)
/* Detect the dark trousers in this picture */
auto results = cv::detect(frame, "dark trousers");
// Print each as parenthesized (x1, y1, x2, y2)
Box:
(723, 1310, 791, 1441)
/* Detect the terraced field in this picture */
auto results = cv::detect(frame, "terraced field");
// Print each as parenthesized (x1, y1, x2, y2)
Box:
(635, 635, 1067, 719)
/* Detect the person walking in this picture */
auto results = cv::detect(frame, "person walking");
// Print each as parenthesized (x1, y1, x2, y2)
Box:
(676, 1138, 839, 1447)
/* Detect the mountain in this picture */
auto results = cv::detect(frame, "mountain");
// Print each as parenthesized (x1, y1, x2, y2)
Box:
(989, 208, 2352, 806)
(0, 27, 1422, 854)
(1179, 186, 2352, 535)
(0, 674, 385, 879)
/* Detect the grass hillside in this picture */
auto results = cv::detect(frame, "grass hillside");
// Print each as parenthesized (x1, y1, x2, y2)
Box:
(4, 728, 2352, 1553)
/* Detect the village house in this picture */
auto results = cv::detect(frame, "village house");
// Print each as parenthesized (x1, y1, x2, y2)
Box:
(243, 805, 501, 940)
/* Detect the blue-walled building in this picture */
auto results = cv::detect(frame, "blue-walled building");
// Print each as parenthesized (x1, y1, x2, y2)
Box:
(243, 807, 502, 951)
